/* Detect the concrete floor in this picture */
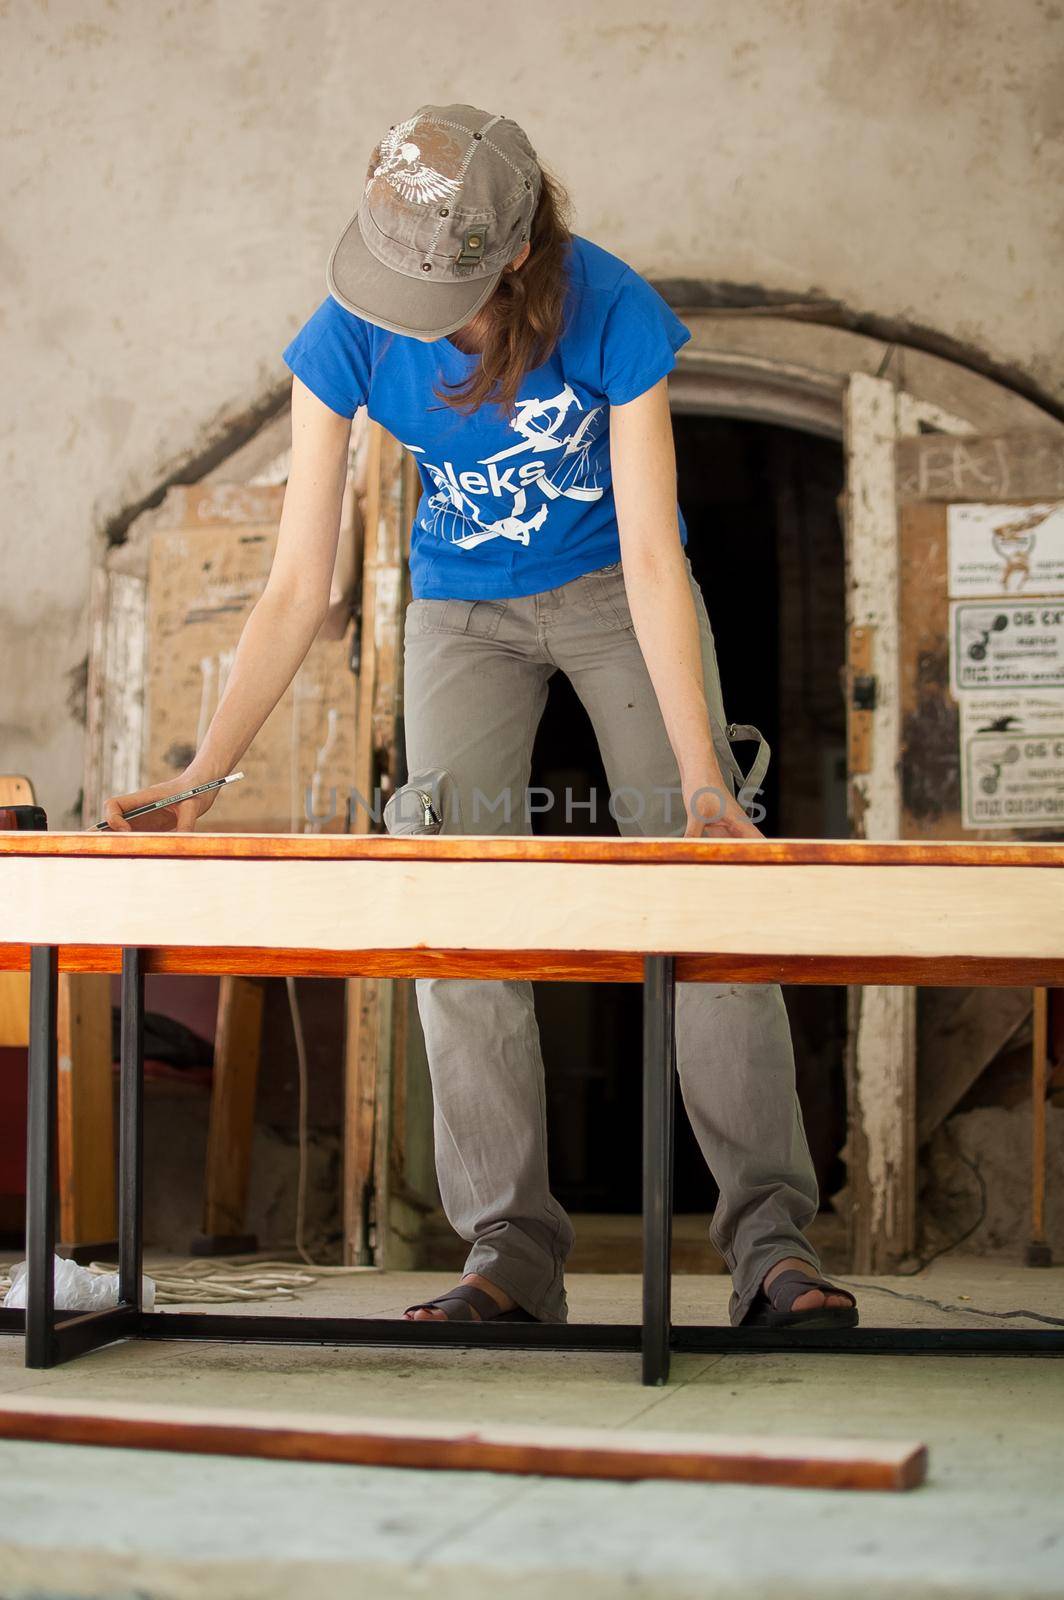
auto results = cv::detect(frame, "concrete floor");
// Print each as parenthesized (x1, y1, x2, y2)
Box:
(0, 1260, 1061, 1599)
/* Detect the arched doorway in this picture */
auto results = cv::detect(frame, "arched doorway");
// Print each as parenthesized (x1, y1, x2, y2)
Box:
(521, 316, 1063, 1275)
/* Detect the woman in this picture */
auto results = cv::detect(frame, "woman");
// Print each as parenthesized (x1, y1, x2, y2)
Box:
(104, 102, 857, 1332)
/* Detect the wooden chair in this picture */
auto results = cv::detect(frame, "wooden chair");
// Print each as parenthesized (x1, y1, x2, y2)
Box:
(0, 776, 115, 1256)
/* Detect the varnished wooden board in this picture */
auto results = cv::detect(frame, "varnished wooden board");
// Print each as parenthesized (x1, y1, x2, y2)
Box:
(0, 945, 1061, 985)
(0, 831, 1062, 866)
(0, 857, 1060, 961)
(0, 1396, 927, 1491)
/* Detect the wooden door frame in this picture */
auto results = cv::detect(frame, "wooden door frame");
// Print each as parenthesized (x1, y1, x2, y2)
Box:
(667, 315, 1064, 1272)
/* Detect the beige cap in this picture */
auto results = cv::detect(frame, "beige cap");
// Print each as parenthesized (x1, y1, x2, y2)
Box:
(326, 103, 541, 341)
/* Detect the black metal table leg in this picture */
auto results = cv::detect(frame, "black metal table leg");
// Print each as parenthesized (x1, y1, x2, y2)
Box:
(25, 946, 59, 1369)
(642, 954, 676, 1385)
(118, 948, 145, 1313)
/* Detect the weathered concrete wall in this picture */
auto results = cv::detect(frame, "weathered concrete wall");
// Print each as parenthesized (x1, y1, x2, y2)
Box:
(2, 0, 1061, 821)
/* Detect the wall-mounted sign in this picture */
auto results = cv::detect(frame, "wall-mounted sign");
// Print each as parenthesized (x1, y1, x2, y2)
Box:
(947, 502, 1064, 597)
(959, 693, 1064, 829)
(949, 600, 1064, 694)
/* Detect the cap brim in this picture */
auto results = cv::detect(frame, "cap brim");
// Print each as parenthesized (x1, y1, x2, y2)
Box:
(326, 211, 503, 342)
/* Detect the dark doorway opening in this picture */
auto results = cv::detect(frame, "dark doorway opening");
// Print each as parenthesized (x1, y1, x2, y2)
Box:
(531, 416, 849, 1223)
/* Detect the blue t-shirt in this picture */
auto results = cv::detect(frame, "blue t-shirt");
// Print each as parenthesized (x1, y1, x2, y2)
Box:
(281, 234, 691, 600)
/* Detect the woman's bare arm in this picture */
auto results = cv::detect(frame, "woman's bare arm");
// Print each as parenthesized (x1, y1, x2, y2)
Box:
(100, 377, 352, 831)
(608, 376, 761, 839)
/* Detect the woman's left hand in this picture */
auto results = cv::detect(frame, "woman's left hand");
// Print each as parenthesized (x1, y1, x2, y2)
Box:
(683, 783, 765, 840)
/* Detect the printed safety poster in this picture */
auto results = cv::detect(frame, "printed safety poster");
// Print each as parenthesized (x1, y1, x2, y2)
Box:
(947, 502, 1064, 597)
(949, 600, 1064, 694)
(959, 693, 1064, 829)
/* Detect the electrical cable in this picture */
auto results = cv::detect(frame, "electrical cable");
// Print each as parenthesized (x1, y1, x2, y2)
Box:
(837, 1124, 1064, 1329)
(898, 1121, 990, 1275)
(835, 1278, 1064, 1329)
(0, 1258, 374, 1306)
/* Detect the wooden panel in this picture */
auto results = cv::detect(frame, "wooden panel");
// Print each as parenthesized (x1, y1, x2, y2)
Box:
(896, 500, 1058, 844)
(0, 1397, 927, 1492)
(2, 857, 1061, 960)
(143, 517, 358, 834)
(56, 972, 115, 1246)
(156, 484, 287, 527)
(202, 976, 265, 1238)
(896, 431, 1064, 504)
(0, 776, 35, 805)
(0, 971, 29, 1046)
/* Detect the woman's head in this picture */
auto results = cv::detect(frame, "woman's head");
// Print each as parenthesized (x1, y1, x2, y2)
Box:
(436, 163, 572, 417)
(325, 104, 572, 414)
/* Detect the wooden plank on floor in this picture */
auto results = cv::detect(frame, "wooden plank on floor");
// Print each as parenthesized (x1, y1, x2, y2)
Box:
(0, 1397, 927, 1491)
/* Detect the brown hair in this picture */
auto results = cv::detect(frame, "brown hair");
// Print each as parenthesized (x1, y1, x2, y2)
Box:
(434, 166, 573, 418)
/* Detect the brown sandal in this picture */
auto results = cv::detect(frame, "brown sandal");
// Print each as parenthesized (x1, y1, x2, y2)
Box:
(402, 1283, 537, 1323)
(741, 1268, 859, 1330)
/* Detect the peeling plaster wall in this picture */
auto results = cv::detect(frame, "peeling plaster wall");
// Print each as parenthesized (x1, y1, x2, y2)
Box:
(2, 0, 1062, 821)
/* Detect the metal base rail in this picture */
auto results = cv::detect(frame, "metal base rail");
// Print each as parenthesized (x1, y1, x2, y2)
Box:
(8, 948, 1062, 1382)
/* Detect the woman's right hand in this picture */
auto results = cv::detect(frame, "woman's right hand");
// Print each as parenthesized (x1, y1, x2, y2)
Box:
(97, 772, 221, 833)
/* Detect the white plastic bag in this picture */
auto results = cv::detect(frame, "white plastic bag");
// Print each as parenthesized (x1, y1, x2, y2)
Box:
(3, 1254, 156, 1311)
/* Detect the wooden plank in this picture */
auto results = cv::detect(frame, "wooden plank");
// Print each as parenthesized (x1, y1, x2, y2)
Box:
(343, 425, 411, 1265)
(1031, 987, 1049, 1248)
(844, 372, 902, 842)
(2, 832, 1062, 866)
(56, 972, 115, 1247)
(0, 1397, 927, 1491)
(1, 856, 1061, 959)
(917, 987, 1032, 1143)
(847, 624, 875, 775)
(81, 561, 110, 828)
(2, 945, 1062, 987)
(156, 484, 287, 528)
(0, 743, 32, 1037)
(345, 422, 386, 1266)
(896, 431, 1064, 503)
(202, 976, 265, 1239)
(100, 571, 149, 809)
(843, 372, 914, 1274)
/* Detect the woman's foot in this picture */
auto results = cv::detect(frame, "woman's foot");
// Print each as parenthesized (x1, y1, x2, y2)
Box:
(762, 1256, 852, 1313)
(404, 1272, 517, 1322)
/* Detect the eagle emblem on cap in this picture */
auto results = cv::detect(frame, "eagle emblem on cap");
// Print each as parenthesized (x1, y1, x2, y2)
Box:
(369, 115, 462, 205)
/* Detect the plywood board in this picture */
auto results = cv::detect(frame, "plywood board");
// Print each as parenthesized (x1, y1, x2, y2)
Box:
(144, 520, 357, 833)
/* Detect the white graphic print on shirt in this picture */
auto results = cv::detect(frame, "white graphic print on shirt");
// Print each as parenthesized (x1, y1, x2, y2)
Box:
(405, 385, 607, 552)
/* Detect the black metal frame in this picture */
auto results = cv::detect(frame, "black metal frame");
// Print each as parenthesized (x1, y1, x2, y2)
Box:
(5, 948, 1061, 1382)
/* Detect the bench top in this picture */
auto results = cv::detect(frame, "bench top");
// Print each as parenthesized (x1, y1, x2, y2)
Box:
(1, 832, 1061, 983)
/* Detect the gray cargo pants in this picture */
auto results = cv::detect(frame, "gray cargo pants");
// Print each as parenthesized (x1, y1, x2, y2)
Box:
(384, 552, 821, 1326)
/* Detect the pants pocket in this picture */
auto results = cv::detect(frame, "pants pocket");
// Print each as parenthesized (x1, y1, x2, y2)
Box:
(411, 598, 506, 639)
(383, 766, 462, 835)
(587, 563, 634, 631)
